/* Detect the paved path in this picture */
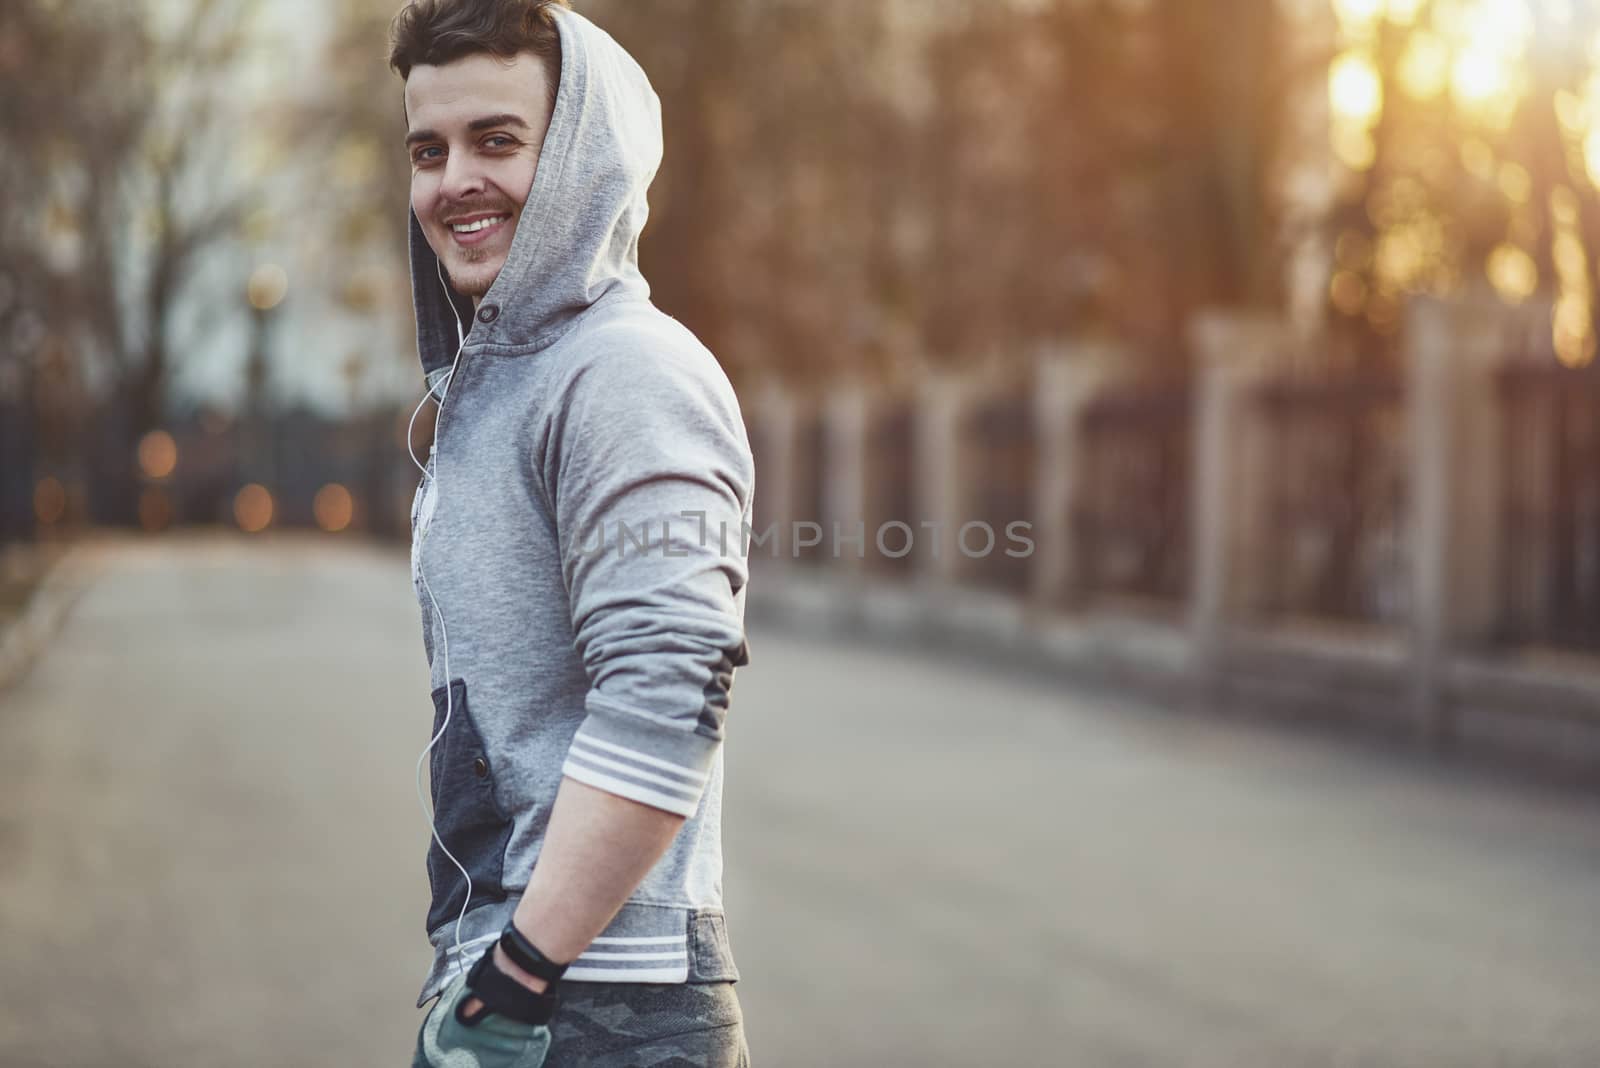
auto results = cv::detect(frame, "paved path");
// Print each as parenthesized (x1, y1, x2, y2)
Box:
(1, 536, 1598, 1066)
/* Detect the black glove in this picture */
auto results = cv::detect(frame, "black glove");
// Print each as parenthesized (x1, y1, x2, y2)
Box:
(460, 946, 561, 1027)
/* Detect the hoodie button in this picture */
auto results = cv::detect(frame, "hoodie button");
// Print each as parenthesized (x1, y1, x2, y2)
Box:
(472, 757, 489, 778)
(476, 304, 499, 324)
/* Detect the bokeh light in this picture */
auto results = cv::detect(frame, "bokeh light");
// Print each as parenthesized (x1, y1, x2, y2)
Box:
(313, 483, 355, 533)
(1385, 0, 1425, 26)
(1397, 33, 1450, 100)
(1334, 127, 1378, 173)
(233, 484, 274, 533)
(136, 429, 178, 480)
(1554, 233, 1587, 279)
(1487, 243, 1538, 303)
(1550, 186, 1580, 226)
(247, 263, 288, 311)
(1334, 0, 1385, 29)
(1496, 162, 1531, 204)
(1452, 49, 1510, 109)
(1469, 0, 1533, 50)
(1330, 53, 1384, 126)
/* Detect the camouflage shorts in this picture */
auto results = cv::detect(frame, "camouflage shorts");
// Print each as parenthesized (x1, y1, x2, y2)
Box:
(413, 978, 750, 1067)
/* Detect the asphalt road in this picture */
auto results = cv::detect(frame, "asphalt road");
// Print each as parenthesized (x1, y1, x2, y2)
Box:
(2, 535, 1598, 1067)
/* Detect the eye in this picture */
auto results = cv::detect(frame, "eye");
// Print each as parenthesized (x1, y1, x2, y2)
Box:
(484, 135, 515, 149)
(411, 145, 443, 165)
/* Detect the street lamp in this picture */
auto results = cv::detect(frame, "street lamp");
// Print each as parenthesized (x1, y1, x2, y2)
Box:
(242, 263, 287, 498)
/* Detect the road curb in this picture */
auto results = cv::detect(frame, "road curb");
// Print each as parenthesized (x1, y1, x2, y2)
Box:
(0, 543, 92, 695)
(746, 562, 1600, 783)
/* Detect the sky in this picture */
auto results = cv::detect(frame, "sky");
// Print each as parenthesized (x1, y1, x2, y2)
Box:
(160, 0, 420, 417)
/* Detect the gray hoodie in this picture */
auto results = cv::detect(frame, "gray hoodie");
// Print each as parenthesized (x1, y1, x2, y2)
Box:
(404, 7, 753, 1007)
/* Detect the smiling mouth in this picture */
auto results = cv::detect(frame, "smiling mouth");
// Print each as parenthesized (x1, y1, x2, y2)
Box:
(448, 214, 511, 245)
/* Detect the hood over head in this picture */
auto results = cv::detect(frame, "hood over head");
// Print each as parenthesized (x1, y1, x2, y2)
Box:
(406, 6, 663, 378)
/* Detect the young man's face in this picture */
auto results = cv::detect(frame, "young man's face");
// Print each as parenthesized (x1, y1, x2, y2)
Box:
(404, 51, 555, 303)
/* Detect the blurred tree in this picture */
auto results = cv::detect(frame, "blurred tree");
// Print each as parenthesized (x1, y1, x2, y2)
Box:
(0, 0, 123, 536)
(300, 1, 415, 329)
(587, 0, 1297, 383)
(333, 1, 1600, 392)
(922, 0, 1294, 363)
(1, 0, 266, 525)
(103, 0, 262, 436)
(1150, 0, 1289, 334)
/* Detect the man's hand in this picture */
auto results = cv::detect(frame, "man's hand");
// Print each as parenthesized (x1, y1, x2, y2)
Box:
(461, 943, 549, 1018)
(439, 778, 686, 1054)
(411, 966, 552, 1068)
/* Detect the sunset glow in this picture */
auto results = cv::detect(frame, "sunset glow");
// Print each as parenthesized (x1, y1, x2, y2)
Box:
(1328, 0, 1599, 355)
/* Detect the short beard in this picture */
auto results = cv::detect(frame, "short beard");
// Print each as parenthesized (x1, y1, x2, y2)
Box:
(443, 258, 492, 298)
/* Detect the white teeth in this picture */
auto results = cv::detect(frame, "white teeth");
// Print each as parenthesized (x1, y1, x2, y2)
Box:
(451, 215, 507, 234)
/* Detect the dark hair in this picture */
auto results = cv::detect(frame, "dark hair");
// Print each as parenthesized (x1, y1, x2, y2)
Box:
(389, 0, 569, 107)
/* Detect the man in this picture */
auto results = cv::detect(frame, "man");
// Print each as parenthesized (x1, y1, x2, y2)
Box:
(390, 2, 754, 1064)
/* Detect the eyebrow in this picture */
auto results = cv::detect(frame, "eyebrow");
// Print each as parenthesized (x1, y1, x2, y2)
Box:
(405, 113, 532, 148)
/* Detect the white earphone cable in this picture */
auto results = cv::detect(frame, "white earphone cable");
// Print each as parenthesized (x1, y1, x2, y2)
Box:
(411, 259, 478, 972)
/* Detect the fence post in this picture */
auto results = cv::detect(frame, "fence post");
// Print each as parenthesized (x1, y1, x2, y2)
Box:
(915, 373, 970, 584)
(1406, 297, 1509, 744)
(823, 388, 870, 571)
(1187, 313, 1285, 691)
(1031, 342, 1125, 608)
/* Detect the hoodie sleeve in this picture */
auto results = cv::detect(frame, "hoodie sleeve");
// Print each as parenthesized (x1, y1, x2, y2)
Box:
(548, 341, 753, 818)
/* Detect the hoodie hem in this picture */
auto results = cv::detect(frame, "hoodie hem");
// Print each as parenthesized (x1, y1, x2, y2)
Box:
(417, 899, 739, 1008)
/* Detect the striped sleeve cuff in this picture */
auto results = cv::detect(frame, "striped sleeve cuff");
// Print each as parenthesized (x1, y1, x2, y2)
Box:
(561, 694, 717, 817)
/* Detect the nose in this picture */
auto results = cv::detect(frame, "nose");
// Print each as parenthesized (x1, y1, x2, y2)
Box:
(439, 150, 487, 204)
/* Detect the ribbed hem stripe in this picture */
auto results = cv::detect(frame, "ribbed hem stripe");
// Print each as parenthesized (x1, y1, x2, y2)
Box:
(562, 733, 707, 817)
(566, 933, 689, 982)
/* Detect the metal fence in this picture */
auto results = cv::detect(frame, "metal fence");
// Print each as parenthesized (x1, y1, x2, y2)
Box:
(864, 401, 917, 575)
(1498, 363, 1600, 652)
(0, 393, 34, 546)
(963, 389, 1035, 593)
(792, 412, 828, 565)
(1252, 376, 1409, 624)
(1074, 385, 1191, 603)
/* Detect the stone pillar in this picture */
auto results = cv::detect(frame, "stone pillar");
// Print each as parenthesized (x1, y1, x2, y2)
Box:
(1187, 312, 1288, 684)
(822, 388, 870, 571)
(1406, 296, 1509, 742)
(915, 373, 970, 584)
(1030, 342, 1128, 608)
